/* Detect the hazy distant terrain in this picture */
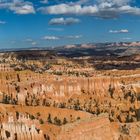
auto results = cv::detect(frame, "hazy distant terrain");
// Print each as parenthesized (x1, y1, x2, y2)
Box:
(55, 42, 140, 57)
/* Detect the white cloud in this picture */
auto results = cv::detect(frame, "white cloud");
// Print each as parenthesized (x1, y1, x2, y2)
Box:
(1, 0, 140, 17)
(0, 0, 35, 14)
(10, 3, 35, 14)
(38, 0, 140, 18)
(118, 5, 140, 15)
(49, 17, 80, 25)
(97, 0, 131, 7)
(39, 4, 98, 15)
(109, 29, 129, 33)
(94, 0, 140, 17)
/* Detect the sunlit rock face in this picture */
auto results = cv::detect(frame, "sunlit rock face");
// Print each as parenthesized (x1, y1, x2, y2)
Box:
(57, 115, 113, 140)
(0, 64, 14, 72)
(0, 112, 113, 140)
(0, 123, 44, 140)
(0, 71, 139, 126)
(0, 112, 44, 140)
(0, 72, 139, 99)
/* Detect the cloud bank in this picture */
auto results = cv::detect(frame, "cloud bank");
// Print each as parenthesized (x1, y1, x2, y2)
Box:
(39, 0, 140, 18)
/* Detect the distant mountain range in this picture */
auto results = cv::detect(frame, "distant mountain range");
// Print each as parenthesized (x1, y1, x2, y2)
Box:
(53, 42, 140, 57)
(0, 42, 140, 57)
(55, 42, 140, 50)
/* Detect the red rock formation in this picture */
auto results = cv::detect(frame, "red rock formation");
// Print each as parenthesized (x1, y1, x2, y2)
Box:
(57, 115, 113, 140)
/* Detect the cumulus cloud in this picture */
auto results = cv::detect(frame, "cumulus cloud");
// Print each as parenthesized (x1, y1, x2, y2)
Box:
(1, 0, 140, 17)
(38, 0, 140, 18)
(49, 17, 80, 25)
(39, 4, 98, 15)
(0, 0, 35, 14)
(10, 3, 35, 14)
(109, 29, 129, 33)
(97, 0, 131, 7)
(96, 0, 140, 17)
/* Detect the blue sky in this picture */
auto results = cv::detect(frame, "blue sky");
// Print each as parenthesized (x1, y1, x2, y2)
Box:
(0, 0, 140, 49)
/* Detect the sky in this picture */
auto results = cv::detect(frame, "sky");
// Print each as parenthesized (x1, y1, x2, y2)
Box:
(0, 0, 140, 49)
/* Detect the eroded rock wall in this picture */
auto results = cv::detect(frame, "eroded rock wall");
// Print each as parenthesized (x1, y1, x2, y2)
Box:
(57, 115, 113, 140)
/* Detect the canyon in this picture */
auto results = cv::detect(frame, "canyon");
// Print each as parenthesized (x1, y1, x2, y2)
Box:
(0, 44, 139, 140)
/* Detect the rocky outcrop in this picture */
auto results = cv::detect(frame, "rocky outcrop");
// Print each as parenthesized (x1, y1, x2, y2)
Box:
(0, 113, 44, 140)
(57, 115, 113, 140)
(0, 122, 44, 140)
(0, 71, 139, 123)
(0, 64, 13, 72)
